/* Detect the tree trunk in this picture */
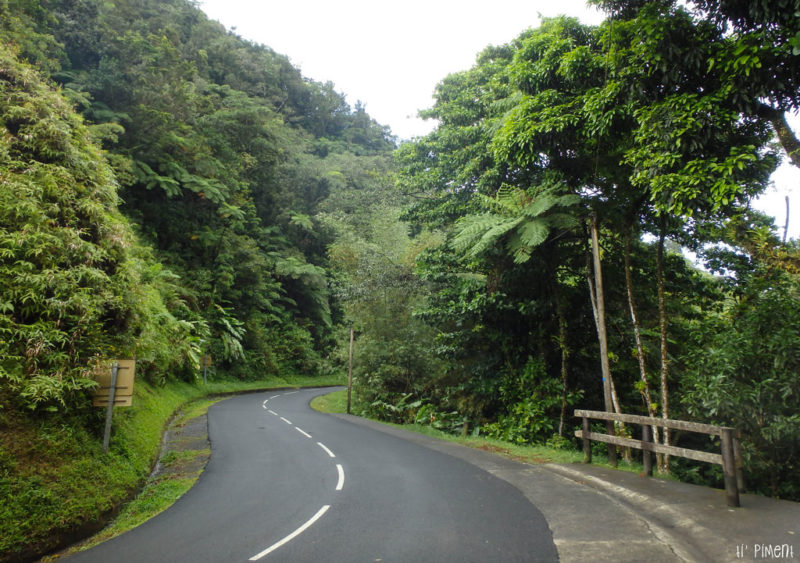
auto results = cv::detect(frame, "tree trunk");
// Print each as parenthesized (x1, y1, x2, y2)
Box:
(624, 231, 662, 465)
(784, 195, 790, 245)
(656, 218, 670, 474)
(589, 215, 614, 414)
(556, 292, 569, 437)
(624, 233, 653, 410)
(587, 215, 618, 466)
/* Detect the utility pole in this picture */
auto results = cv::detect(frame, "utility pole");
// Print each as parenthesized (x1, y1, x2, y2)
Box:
(347, 325, 354, 415)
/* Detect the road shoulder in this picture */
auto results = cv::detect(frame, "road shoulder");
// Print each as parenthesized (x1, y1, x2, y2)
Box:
(331, 413, 796, 563)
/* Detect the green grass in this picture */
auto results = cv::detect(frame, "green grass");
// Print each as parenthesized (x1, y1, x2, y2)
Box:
(57, 476, 200, 556)
(310, 389, 670, 474)
(1, 373, 345, 561)
(310, 388, 349, 414)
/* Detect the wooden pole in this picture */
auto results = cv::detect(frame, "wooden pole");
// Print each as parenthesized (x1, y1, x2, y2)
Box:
(102, 362, 118, 454)
(582, 416, 592, 464)
(642, 423, 653, 476)
(347, 325, 354, 415)
(720, 428, 740, 507)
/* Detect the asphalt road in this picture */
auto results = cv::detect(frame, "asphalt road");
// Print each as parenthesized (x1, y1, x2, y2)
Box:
(66, 388, 558, 562)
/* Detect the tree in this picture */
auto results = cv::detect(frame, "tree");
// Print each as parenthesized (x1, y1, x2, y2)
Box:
(451, 184, 581, 432)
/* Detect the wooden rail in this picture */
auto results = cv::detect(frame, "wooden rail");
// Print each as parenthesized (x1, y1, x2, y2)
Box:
(574, 409, 745, 507)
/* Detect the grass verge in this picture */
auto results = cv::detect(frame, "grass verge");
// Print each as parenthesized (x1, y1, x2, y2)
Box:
(311, 389, 670, 476)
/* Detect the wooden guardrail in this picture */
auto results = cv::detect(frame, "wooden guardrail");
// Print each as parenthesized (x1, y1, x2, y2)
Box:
(574, 409, 745, 507)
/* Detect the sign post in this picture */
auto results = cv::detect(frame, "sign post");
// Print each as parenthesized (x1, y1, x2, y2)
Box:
(93, 359, 136, 453)
(102, 362, 118, 454)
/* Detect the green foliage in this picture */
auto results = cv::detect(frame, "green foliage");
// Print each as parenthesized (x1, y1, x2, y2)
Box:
(0, 0, 398, 394)
(681, 271, 800, 498)
(452, 185, 580, 263)
(2, 1, 799, 543)
(395, 3, 799, 502)
(0, 42, 194, 409)
(484, 358, 582, 444)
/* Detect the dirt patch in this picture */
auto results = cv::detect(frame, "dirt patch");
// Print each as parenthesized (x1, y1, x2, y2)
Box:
(151, 413, 210, 481)
(477, 443, 550, 465)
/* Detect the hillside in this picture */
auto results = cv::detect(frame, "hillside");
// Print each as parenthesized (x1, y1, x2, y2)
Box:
(0, 0, 395, 558)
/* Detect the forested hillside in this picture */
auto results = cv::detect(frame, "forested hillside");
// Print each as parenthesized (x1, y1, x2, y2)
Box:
(1, 0, 800, 557)
(1, 0, 394, 405)
(1, 1, 394, 557)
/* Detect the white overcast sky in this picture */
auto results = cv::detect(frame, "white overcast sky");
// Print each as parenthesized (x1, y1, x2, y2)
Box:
(198, 0, 798, 239)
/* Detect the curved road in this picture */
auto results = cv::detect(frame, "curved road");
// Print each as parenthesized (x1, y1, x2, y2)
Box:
(67, 388, 558, 562)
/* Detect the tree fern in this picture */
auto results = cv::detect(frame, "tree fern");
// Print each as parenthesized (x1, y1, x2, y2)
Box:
(452, 185, 579, 263)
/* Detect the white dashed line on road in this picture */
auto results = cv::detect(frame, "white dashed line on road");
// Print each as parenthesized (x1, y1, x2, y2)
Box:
(336, 464, 345, 491)
(317, 442, 335, 458)
(248, 505, 330, 561)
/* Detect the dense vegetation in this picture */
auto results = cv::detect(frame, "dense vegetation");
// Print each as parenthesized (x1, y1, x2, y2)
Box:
(1, 0, 799, 557)
(1, 0, 390, 558)
(342, 0, 800, 501)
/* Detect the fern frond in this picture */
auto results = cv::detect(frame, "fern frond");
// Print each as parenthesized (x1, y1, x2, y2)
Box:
(451, 213, 504, 254)
(468, 216, 524, 258)
(517, 219, 549, 248)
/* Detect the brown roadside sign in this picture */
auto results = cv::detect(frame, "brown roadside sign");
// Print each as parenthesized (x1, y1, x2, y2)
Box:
(92, 359, 136, 407)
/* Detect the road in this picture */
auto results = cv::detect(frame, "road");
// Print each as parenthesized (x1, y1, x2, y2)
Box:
(66, 387, 558, 562)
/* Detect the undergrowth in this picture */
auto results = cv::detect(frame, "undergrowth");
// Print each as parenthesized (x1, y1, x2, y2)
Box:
(312, 389, 678, 476)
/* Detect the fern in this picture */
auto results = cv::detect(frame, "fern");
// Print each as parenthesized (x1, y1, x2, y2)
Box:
(452, 184, 580, 263)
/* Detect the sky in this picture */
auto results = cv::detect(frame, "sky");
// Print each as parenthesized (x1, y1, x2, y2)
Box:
(198, 0, 799, 240)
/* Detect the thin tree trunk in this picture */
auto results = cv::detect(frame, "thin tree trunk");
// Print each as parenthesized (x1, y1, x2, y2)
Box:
(624, 231, 662, 465)
(784, 195, 790, 245)
(590, 214, 614, 415)
(556, 293, 569, 437)
(657, 218, 670, 474)
(624, 232, 656, 413)
(608, 372, 632, 461)
(547, 253, 571, 438)
(587, 216, 618, 466)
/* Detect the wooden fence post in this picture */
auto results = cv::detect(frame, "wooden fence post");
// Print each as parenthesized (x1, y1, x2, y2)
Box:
(582, 416, 592, 464)
(641, 423, 653, 477)
(720, 428, 740, 508)
(605, 420, 618, 467)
